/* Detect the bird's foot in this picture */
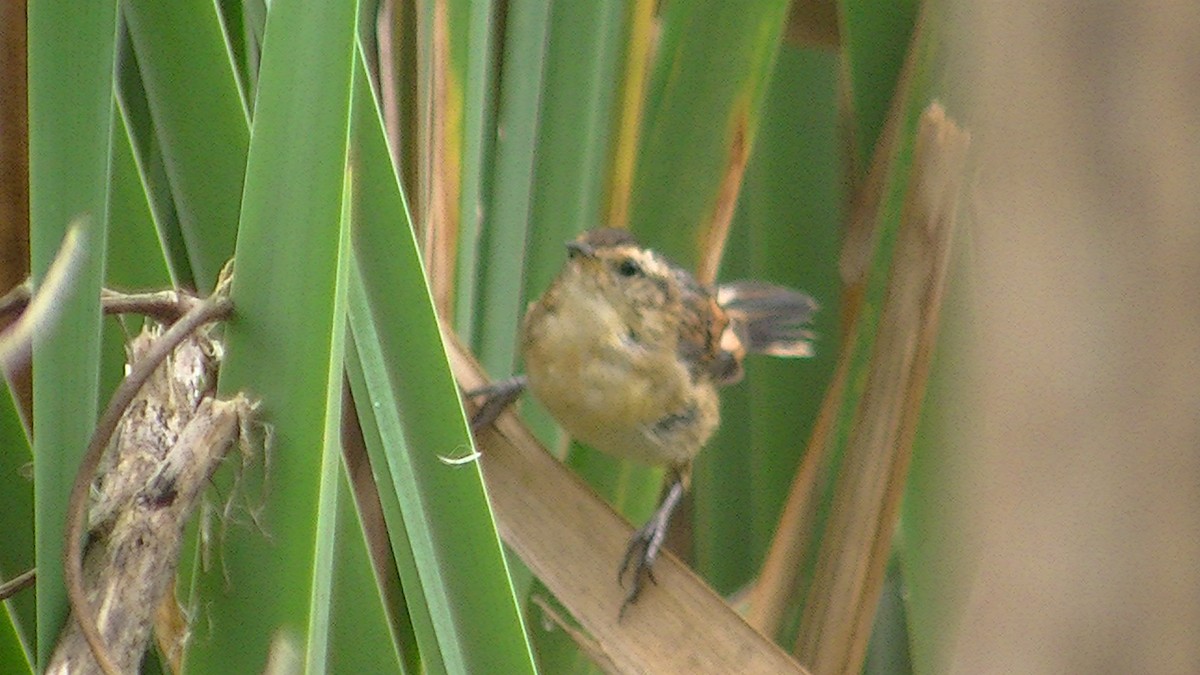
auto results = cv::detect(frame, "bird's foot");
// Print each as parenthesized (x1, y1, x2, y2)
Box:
(463, 375, 527, 433)
(617, 476, 685, 618)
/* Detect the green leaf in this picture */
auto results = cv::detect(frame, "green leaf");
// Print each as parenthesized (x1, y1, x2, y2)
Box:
(692, 43, 842, 594)
(521, 0, 632, 462)
(838, 0, 920, 174)
(27, 0, 119, 665)
(470, 0, 553, 377)
(326, 447, 409, 674)
(108, 100, 173, 290)
(524, 0, 627, 294)
(345, 47, 536, 672)
(629, 0, 791, 268)
(0, 385, 33, 669)
(114, 25, 193, 287)
(452, 0, 500, 339)
(188, 0, 360, 669)
(342, 340, 423, 673)
(0, 608, 32, 675)
(123, 0, 250, 290)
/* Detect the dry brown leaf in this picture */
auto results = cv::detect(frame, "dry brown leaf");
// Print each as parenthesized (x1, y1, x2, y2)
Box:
(793, 102, 969, 675)
(420, 0, 462, 319)
(695, 111, 750, 286)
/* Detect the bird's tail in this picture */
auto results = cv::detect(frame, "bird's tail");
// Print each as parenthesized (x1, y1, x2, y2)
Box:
(717, 281, 818, 358)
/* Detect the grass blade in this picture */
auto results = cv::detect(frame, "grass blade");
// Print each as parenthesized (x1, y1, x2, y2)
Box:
(629, 0, 791, 276)
(470, 0, 552, 377)
(793, 103, 967, 675)
(692, 43, 842, 596)
(0, 385, 33, 668)
(122, 0, 250, 291)
(346, 46, 536, 671)
(187, 0, 360, 668)
(27, 0, 118, 665)
(837, 0, 920, 178)
(451, 0, 499, 339)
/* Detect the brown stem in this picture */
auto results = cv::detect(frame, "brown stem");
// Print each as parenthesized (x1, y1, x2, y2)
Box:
(62, 294, 232, 675)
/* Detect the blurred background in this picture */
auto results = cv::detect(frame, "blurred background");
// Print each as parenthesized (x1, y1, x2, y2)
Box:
(946, 3, 1200, 672)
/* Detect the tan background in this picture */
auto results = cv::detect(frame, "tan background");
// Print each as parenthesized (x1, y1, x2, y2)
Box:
(948, 3, 1200, 673)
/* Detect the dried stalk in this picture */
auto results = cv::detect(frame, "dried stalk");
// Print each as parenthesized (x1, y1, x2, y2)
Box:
(49, 286, 257, 674)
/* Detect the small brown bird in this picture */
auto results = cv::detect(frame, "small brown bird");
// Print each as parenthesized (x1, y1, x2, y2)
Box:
(474, 227, 817, 612)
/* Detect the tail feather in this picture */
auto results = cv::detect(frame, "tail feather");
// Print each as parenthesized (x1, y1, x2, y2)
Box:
(717, 281, 818, 358)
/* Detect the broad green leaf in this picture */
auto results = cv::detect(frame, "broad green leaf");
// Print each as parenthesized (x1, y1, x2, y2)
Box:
(345, 46, 536, 672)
(114, 20, 192, 287)
(522, 0, 632, 462)
(27, 0, 118, 665)
(524, 0, 627, 294)
(838, 0, 920, 176)
(0, 610, 31, 675)
(452, 0, 500, 339)
(326, 443, 408, 674)
(190, 0, 359, 669)
(470, 0, 552, 377)
(343, 336, 422, 673)
(693, 43, 842, 595)
(567, 0, 796, 606)
(123, 0, 250, 291)
(629, 0, 792, 271)
(108, 97, 173, 291)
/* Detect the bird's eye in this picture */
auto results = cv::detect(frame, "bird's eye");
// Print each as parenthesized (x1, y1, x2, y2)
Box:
(617, 258, 641, 277)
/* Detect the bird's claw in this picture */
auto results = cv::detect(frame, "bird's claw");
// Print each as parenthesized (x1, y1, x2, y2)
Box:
(615, 475, 685, 619)
(618, 520, 666, 618)
(464, 375, 527, 433)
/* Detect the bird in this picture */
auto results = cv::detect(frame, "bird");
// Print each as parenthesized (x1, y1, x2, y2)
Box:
(472, 227, 817, 614)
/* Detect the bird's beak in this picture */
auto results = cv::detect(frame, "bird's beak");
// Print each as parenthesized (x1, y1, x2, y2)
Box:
(565, 240, 595, 259)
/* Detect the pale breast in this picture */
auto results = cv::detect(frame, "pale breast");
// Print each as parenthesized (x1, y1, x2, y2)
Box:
(521, 288, 717, 467)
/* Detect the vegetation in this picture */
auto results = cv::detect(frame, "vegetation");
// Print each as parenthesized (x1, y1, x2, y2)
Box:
(2, 0, 968, 673)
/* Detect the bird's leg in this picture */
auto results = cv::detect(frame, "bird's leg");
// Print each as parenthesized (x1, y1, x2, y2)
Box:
(463, 375, 527, 433)
(618, 471, 686, 617)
